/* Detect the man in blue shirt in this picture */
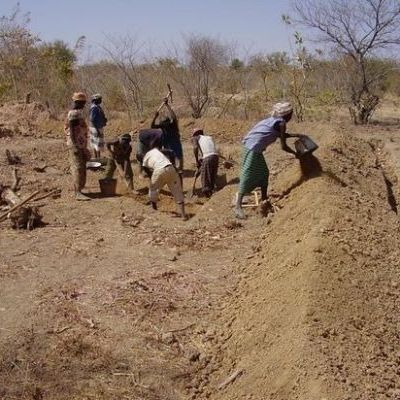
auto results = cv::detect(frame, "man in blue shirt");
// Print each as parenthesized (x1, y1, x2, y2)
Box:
(89, 93, 107, 159)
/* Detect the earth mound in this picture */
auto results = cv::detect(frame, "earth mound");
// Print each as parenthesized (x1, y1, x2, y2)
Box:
(210, 133, 400, 400)
(0, 101, 56, 138)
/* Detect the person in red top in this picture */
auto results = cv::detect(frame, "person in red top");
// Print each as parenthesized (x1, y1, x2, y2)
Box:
(64, 92, 91, 201)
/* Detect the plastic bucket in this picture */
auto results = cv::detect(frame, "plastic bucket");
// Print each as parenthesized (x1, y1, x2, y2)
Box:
(99, 178, 117, 196)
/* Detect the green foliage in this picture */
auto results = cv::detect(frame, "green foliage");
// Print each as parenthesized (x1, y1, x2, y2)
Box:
(40, 40, 76, 81)
(230, 58, 244, 71)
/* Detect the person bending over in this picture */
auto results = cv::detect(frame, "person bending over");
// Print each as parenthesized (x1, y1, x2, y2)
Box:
(192, 128, 219, 198)
(142, 146, 187, 220)
(235, 102, 298, 219)
(105, 133, 134, 192)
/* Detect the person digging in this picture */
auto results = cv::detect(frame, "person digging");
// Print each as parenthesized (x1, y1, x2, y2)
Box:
(104, 133, 135, 193)
(192, 128, 219, 198)
(151, 97, 184, 174)
(235, 102, 298, 219)
(64, 92, 92, 201)
(142, 145, 187, 220)
(136, 128, 163, 177)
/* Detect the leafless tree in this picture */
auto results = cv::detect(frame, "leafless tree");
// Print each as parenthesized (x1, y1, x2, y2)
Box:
(292, 0, 400, 124)
(101, 34, 145, 118)
(168, 35, 228, 118)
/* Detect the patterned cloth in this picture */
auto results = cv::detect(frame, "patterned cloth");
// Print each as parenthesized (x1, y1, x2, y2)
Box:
(89, 127, 105, 151)
(69, 147, 87, 191)
(238, 147, 269, 195)
(64, 109, 88, 149)
(201, 154, 219, 195)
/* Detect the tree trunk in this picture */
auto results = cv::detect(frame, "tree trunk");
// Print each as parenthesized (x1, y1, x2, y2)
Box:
(349, 92, 379, 125)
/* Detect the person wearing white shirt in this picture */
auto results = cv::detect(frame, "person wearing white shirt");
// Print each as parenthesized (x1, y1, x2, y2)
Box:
(143, 147, 187, 220)
(192, 128, 219, 198)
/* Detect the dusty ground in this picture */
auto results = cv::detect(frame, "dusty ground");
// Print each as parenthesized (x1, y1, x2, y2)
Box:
(0, 103, 399, 399)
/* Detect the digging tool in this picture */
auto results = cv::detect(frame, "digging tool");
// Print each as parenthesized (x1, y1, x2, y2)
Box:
(187, 168, 201, 199)
(156, 84, 173, 112)
(115, 162, 133, 191)
(167, 83, 173, 103)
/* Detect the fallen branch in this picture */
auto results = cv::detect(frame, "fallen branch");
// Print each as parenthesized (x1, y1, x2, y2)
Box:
(217, 369, 244, 390)
(32, 188, 61, 202)
(167, 323, 195, 333)
(11, 168, 21, 191)
(5, 149, 21, 165)
(0, 190, 40, 223)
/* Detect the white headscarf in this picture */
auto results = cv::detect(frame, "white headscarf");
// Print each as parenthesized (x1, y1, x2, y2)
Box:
(272, 102, 293, 118)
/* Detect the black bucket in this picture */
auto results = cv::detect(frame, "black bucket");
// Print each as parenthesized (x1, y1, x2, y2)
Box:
(294, 135, 319, 156)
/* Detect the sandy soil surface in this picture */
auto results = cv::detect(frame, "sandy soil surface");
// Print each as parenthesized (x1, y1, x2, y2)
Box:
(0, 106, 399, 400)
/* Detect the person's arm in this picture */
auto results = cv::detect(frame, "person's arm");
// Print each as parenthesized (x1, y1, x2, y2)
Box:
(106, 141, 117, 158)
(278, 121, 297, 156)
(151, 112, 161, 128)
(100, 108, 107, 127)
(68, 119, 80, 147)
(192, 137, 201, 168)
(123, 146, 132, 173)
(143, 167, 152, 178)
(164, 102, 177, 123)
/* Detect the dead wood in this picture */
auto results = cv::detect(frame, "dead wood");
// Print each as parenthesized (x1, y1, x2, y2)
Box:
(217, 369, 244, 390)
(0, 190, 41, 229)
(2, 187, 20, 205)
(11, 168, 21, 191)
(5, 149, 21, 165)
(32, 188, 61, 202)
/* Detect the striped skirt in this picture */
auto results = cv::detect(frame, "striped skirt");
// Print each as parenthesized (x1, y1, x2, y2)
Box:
(238, 147, 269, 195)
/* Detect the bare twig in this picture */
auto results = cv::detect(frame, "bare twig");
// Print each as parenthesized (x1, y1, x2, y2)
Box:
(32, 189, 61, 202)
(166, 323, 195, 333)
(11, 168, 21, 191)
(217, 369, 244, 390)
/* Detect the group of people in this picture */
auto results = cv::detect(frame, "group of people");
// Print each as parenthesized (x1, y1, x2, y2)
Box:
(65, 91, 299, 220)
(64, 93, 220, 219)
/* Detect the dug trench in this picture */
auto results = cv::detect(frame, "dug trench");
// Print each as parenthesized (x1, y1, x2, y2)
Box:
(0, 131, 399, 400)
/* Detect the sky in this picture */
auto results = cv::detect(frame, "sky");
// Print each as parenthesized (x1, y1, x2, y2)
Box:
(2, 0, 295, 61)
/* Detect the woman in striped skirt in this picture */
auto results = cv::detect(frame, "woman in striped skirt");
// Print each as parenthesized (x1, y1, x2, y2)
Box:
(235, 102, 298, 219)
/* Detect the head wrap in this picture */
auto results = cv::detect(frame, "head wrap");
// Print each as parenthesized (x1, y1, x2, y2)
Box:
(120, 133, 131, 142)
(72, 92, 87, 102)
(91, 93, 102, 101)
(272, 102, 293, 118)
(192, 128, 203, 136)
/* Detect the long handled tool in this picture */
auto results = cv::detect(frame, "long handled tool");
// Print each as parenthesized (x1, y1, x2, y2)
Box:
(115, 163, 133, 190)
(156, 83, 173, 113)
(187, 168, 201, 199)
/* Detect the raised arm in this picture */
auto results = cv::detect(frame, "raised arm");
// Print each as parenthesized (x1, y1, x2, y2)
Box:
(164, 101, 177, 123)
(151, 111, 161, 129)
(192, 136, 201, 168)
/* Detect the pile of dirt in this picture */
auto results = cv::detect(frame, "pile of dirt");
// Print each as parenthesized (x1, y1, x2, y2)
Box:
(207, 133, 400, 400)
(0, 101, 56, 138)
